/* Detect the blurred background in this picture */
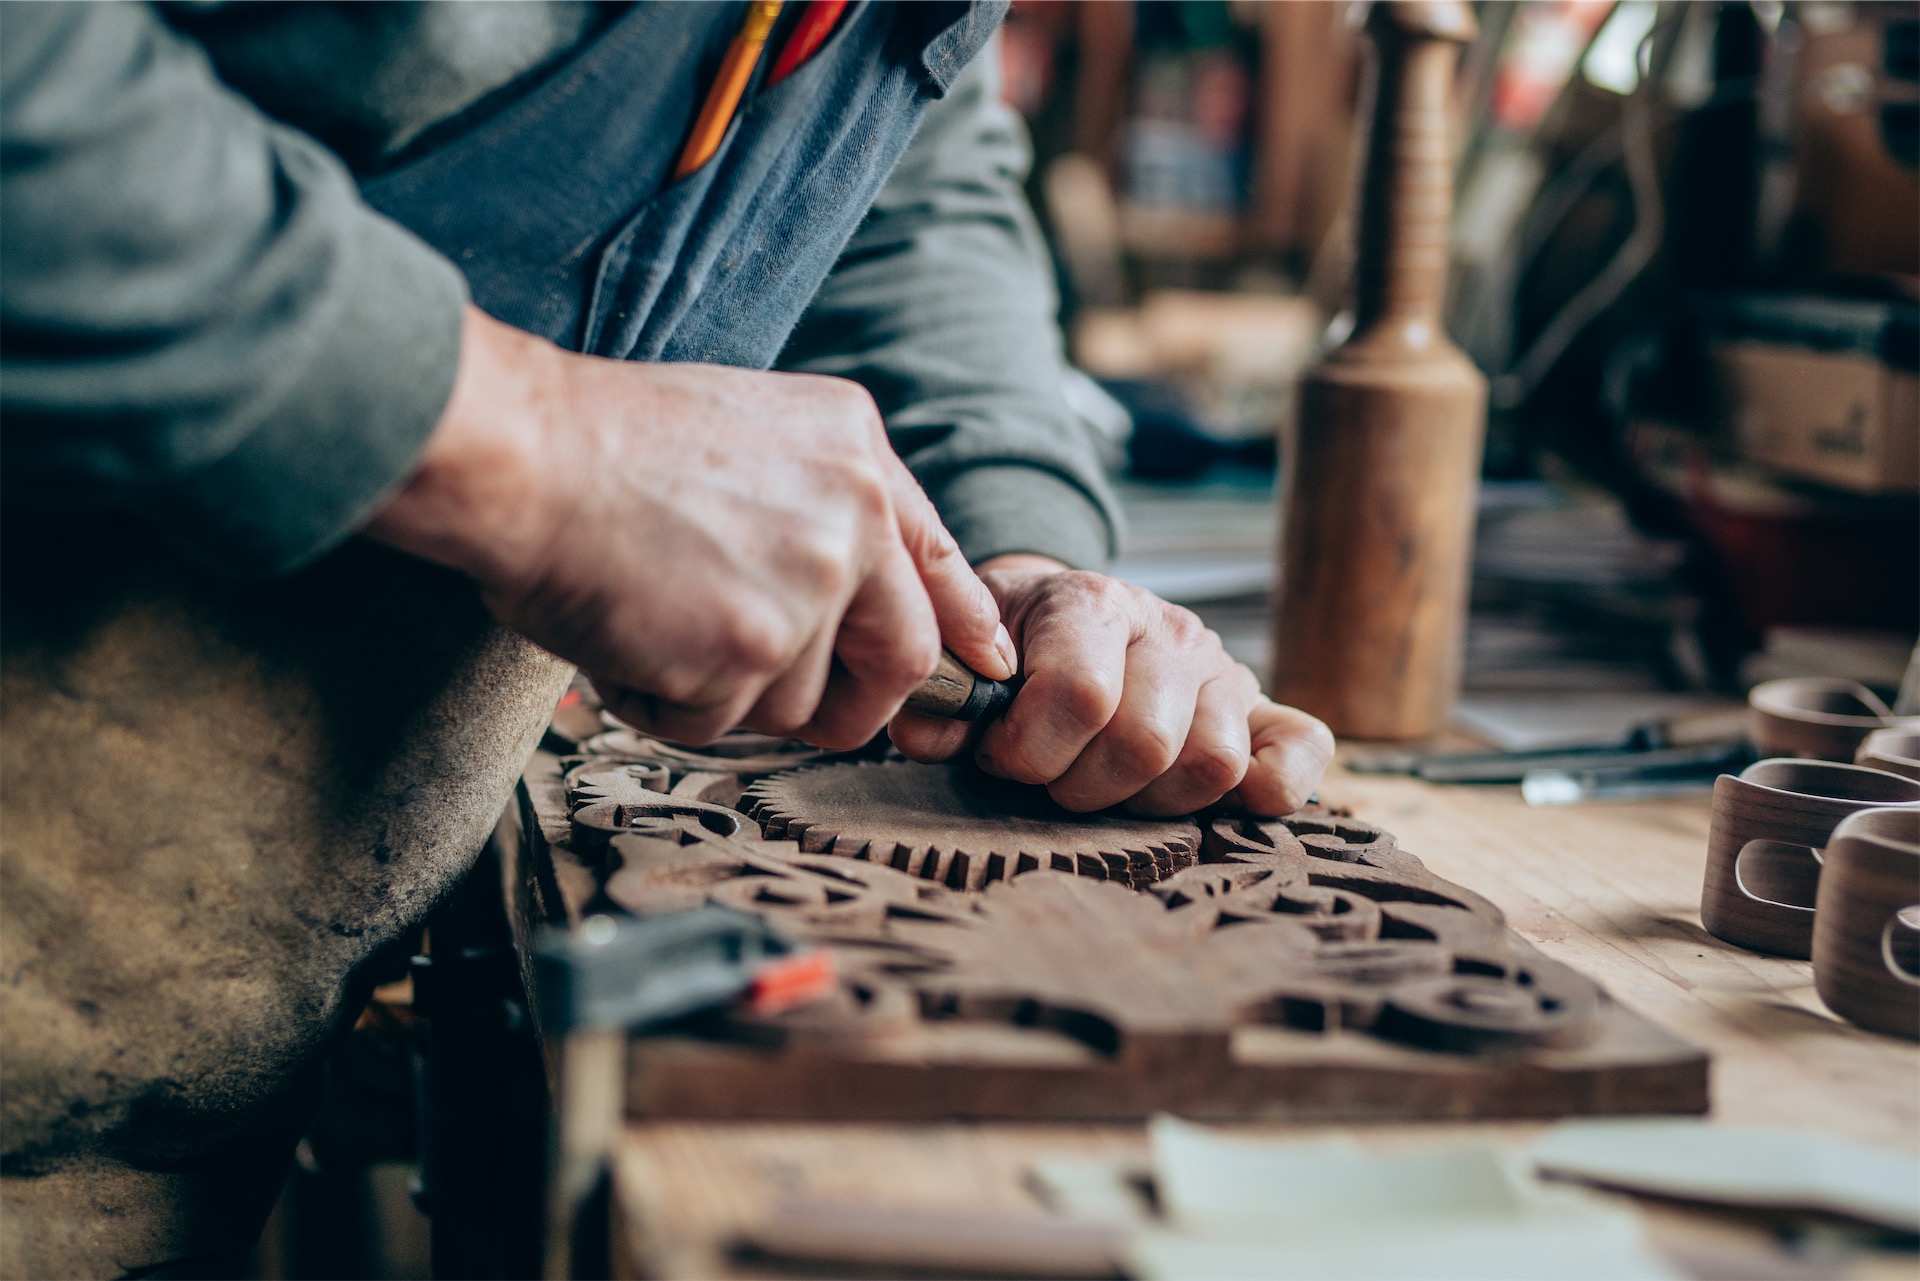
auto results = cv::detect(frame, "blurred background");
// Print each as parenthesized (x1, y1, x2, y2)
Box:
(1011, 0, 1917, 753)
(245, 5, 1919, 1275)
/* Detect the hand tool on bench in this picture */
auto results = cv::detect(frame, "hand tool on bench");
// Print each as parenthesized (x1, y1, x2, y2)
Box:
(1520, 750, 1753, 806)
(531, 907, 836, 1279)
(1348, 704, 1752, 781)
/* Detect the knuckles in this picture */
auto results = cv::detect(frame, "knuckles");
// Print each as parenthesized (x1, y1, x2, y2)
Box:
(1180, 739, 1250, 796)
(842, 467, 895, 528)
(787, 538, 854, 603)
(647, 663, 714, 709)
(1158, 605, 1210, 650)
(866, 629, 941, 696)
(615, 689, 732, 747)
(1104, 718, 1183, 780)
(706, 605, 800, 683)
(1045, 666, 1123, 735)
(1044, 570, 1134, 622)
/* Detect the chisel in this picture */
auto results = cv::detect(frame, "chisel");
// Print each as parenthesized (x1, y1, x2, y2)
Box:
(903, 649, 1018, 723)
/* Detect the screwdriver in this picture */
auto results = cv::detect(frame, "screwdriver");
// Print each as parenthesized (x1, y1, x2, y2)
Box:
(902, 650, 1018, 723)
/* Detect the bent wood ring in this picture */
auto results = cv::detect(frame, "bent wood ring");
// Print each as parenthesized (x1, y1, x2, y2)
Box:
(1813, 806, 1920, 1040)
(1748, 677, 1895, 762)
(1856, 725, 1920, 783)
(1700, 758, 1920, 959)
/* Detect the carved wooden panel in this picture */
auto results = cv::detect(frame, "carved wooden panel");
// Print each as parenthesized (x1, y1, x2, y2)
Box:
(518, 733, 1707, 1122)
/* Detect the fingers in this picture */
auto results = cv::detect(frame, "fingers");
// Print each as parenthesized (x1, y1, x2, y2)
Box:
(740, 616, 840, 737)
(1125, 667, 1258, 817)
(887, 707, 975, 762)
(883, 450, 1015, 682)
(572, 586, 812, 742)
(962, 563, 1333, 817)
(1047, 627, 1208, 812)
(798, 537, 941, 750)
(975, 578, 1131, 785)
(1227, 699, 1337, 816)
(592, 680, 741, 747)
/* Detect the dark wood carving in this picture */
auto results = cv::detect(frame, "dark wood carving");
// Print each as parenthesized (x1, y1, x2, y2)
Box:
(518, 735, 1707, 1122)
(743, 761, 1201, 889)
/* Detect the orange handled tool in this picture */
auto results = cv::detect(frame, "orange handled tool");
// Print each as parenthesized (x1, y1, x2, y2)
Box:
(675, 0, 785, 179)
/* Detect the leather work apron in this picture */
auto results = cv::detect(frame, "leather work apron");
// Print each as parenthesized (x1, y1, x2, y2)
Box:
(0, 4, 1000, 1275)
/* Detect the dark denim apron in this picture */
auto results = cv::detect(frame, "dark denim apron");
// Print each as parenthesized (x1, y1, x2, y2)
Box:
(361, 0, 1005, 366)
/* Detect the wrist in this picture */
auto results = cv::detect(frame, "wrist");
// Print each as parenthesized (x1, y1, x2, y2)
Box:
(977, 553, 1071, 579)
(363, 305, 561, 586)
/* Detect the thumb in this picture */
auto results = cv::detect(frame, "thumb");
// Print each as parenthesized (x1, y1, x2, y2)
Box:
(883, 453, 1016, 682)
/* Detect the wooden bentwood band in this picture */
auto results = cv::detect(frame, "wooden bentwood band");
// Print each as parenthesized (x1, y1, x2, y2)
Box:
(1857, 725, 1920, 782)
(1813, 806, 1920, 1040)
(1700, 758, 1920, 960)
(1748, 676, 1898, 762)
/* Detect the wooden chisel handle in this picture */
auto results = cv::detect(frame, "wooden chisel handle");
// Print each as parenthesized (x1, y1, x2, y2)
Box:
(903, 650, 1017, 722)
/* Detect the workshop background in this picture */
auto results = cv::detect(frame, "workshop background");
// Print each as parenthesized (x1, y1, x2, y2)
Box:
(246, 2, 1919, 1277)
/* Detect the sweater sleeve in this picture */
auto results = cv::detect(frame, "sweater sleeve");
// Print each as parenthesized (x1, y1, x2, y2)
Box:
(0, 1, 469, 576)
(776, 37, 1124, 571)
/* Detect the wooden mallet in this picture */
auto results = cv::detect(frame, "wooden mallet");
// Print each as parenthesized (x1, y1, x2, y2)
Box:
(1269, 0, 1486, 741)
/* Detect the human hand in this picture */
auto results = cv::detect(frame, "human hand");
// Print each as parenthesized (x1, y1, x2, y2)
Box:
(365, 306, 1014, 748)
(887, 555, 1333, 816)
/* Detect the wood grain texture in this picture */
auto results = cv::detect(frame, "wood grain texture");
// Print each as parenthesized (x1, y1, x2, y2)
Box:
(1700, 759, 1920, 959)
(902, 653, 974, 718)
(737, 1200, 1125, 1278)
(610, 1119, 1920, 1281)
(1813, 807, 1920, 1041)
(518, 741, 1705, 1125)
(1269, 2, 1488, 740)
(602, 764, 1920, 1280)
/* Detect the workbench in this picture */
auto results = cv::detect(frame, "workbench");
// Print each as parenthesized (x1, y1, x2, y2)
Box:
(562, 761, 1918, 1280)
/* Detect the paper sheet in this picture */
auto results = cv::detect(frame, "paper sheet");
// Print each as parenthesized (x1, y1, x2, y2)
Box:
(1126, 1118, 1678, 1281)
(1533, 1120, 1920, 1234)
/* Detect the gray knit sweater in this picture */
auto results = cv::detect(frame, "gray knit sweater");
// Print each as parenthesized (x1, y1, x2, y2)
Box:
(0, 1, 1120, 576)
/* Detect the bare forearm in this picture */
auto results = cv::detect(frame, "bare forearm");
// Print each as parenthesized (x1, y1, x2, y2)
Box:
(363, 307, 557, 587)
(360, 306, 1008, 749)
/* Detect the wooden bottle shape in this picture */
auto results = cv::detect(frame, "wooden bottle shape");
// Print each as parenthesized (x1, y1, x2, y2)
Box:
(1269, 1, 1485, 740)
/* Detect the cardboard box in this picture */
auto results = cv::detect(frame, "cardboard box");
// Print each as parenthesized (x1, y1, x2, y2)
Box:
(1711, 341, 1917, 495)
(1703, 294, 1919, 495)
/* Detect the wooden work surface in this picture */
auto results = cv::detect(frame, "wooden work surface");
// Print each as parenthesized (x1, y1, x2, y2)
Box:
(603, 761, 1920, 1280)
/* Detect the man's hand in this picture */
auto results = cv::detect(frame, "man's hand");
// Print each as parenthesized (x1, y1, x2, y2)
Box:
(365, 306, 1015, 748)
(888, 555, 1334, 817)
